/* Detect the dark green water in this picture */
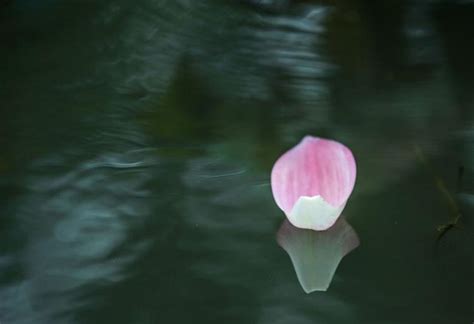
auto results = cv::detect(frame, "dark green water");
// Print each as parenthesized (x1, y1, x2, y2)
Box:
(1, 1, 473, 323)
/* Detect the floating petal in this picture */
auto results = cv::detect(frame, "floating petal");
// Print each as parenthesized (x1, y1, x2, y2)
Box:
(271, 136, 356, 230)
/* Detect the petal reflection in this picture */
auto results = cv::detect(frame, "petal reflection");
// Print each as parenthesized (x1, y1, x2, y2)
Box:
(276, 217, 359, 293)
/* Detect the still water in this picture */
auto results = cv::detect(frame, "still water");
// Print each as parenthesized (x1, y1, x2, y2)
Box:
(0, 0, 473, 323)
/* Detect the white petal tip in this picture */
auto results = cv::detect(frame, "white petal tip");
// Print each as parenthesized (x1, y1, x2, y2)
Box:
(287, 196, 345, 231)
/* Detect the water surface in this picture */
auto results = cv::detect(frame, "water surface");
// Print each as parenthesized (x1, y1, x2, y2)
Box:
(0, 1, 472, 323)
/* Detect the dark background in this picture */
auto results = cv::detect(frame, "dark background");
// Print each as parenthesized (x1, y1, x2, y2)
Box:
(1, 0, 473, 323)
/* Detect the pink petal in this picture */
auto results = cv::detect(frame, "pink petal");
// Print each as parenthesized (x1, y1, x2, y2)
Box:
(271, 136, 356, 230)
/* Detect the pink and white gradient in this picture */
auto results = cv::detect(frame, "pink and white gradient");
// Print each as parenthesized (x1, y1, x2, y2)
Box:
(271, 136, 357, 230)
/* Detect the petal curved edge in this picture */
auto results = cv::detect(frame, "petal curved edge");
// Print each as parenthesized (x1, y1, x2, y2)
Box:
(288, 196, 346, 231)
(271, 136, 356, 228)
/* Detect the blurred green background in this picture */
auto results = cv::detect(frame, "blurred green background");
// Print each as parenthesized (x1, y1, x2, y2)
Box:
(0, 0, 472, 323)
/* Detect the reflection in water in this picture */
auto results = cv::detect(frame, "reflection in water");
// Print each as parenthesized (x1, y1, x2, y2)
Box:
(0, 150, 155, 323)
(277, 217, 359, 293)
